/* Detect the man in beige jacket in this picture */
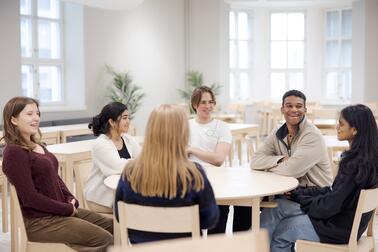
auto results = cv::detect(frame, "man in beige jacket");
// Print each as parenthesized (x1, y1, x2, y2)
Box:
(233, 90, 333, 231)
(251, 90, 332, 187)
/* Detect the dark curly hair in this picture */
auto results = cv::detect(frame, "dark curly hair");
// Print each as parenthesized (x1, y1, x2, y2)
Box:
(89, 102, 128, 136)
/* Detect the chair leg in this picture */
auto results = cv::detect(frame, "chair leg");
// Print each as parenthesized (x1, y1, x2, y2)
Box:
(1, 178, 8, 233)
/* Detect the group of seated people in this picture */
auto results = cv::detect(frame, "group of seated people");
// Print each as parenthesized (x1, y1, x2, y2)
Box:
(1, 87, 378, 252)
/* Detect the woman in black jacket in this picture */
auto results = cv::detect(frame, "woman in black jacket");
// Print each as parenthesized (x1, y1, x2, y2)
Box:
(260, 104, 378, 252)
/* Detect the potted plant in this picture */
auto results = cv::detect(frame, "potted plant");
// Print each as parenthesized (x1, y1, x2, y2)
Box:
(106, 65, 145, 121)
(177, 70, 222, 113)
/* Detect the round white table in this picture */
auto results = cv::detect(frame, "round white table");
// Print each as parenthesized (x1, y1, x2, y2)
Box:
(104, 166, 298, 230)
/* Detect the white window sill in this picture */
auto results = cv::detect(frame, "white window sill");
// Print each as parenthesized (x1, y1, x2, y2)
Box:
(39, 105, 87, 113)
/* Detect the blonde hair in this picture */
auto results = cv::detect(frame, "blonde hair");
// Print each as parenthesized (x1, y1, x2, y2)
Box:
(1, 96, 42, 150)
(123, 104, 204, 198)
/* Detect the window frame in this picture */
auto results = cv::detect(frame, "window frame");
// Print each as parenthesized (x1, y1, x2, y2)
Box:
(269, 10, 307, 101)
(20, 0, 65, 106)
(228, 9, 254, 102)
(322, 7, 352, 104)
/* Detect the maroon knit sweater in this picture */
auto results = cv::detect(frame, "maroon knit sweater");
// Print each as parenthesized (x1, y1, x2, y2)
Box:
(2, 144, 78, 218)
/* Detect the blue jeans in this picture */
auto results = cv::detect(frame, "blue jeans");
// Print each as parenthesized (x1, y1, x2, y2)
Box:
(260, 198, 320, 252)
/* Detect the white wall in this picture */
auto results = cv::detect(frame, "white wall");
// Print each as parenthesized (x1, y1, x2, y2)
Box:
(0, 0, 22, 117)
(84, 0, 185, 134)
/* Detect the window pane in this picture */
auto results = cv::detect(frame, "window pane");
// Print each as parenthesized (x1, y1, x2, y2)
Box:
(38, 0, 60, 19)
(288, 41, 304, 68)
(238, 12, 249, 40)
(340, 70, 352, 100)
(270, 72, 286, 100)
(240, 72, 250, 100)
(38, 66, 62, 102)
(21, 65, 34, 97)
(325, 71, 338, 98)
(288, 13, 304, 40)
(340, 40, 352, 67)
(341, 9, 352, 38)
(325, 41, 339, 67)
(326, 11, 339, 38)
(229, 41, 236, 68)
(38, 20, 61, 59)
(271, 13, 287, 40)
(271, 41, 287, 68)
(288, 72, 304, 90)
(229, 12, 236, 39)
(238, 41, 249, 68)
(230, 72, 237, 100)
(20, 17, 33, 57)
(20, 0, 31, 15)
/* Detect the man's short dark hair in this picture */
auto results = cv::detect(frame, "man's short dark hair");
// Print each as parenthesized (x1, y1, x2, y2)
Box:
(282, 90, 306, 107)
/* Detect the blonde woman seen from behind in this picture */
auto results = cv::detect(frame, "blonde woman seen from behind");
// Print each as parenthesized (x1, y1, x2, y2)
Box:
(85, 102, 141, 213)
(114, 104, 219, 244)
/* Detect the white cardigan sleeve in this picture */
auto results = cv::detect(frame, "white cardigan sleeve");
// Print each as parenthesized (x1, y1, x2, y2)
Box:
(92, 136, 130, 177)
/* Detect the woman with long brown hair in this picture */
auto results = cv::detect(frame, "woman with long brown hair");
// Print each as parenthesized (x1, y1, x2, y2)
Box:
(114, 104, 219, 243)
(1, 97, 113, 252)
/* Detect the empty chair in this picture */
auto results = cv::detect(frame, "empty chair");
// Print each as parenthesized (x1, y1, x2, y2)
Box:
(9, 184, 75, 252)
(73, 160, 92, 210)
(296, 188, 378, 252)
(109, 230, 269, 252)
(117, 202, 200, 247)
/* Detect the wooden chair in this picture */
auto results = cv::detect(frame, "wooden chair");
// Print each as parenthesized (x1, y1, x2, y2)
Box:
(226, 103, 246, 123)
(327, 146, 347, 179)
(117, 202, 200, 247)
(9, 185, 75, 252)
(109, 230, 270, 252)
(0, 161, 8, 233)
(72, 160, 92, 210)
(73, 160, 113, 215)
(296, 188, 378, 252)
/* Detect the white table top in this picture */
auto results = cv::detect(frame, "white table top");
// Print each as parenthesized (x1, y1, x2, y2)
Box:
(104, 166, 298, 200)
(229, 123, 258, 131)
(46, 139, 96, 155)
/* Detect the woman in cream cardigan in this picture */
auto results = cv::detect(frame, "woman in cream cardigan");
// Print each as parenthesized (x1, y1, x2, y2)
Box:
(85, 102, 141, 213)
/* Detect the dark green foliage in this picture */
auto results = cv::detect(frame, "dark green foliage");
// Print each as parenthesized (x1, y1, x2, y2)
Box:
(106, 65, 145, 120)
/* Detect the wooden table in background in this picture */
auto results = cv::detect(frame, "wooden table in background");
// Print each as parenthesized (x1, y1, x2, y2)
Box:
(47, 140, 95, 192)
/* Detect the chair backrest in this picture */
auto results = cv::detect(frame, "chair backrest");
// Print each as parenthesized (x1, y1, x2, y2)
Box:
(326, 146, 347, 179)
(117, 202, 200, 247)
(73, 160, 92, 209)
(348, 188, 378, 250)
(10, 184, 30, 252)
(10, 185, 75, 252)
(109, 230, 269, 252)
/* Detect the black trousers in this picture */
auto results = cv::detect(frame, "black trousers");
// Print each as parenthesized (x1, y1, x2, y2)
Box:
(207, 205, 252, 234)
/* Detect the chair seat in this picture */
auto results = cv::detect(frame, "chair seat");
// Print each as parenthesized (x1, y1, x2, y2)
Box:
(297, 236, 375, 252)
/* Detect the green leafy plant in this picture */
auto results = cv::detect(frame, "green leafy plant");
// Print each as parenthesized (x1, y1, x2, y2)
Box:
(177, 71, 222, 113)
(106, 65, 145, 120)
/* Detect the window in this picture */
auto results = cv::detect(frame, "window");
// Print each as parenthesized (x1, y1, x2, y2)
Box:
(229, 10, 253, 101)
(323, 8, 352, 102)
(270, 12, 305, 100)
(20, 0, 64, 105)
